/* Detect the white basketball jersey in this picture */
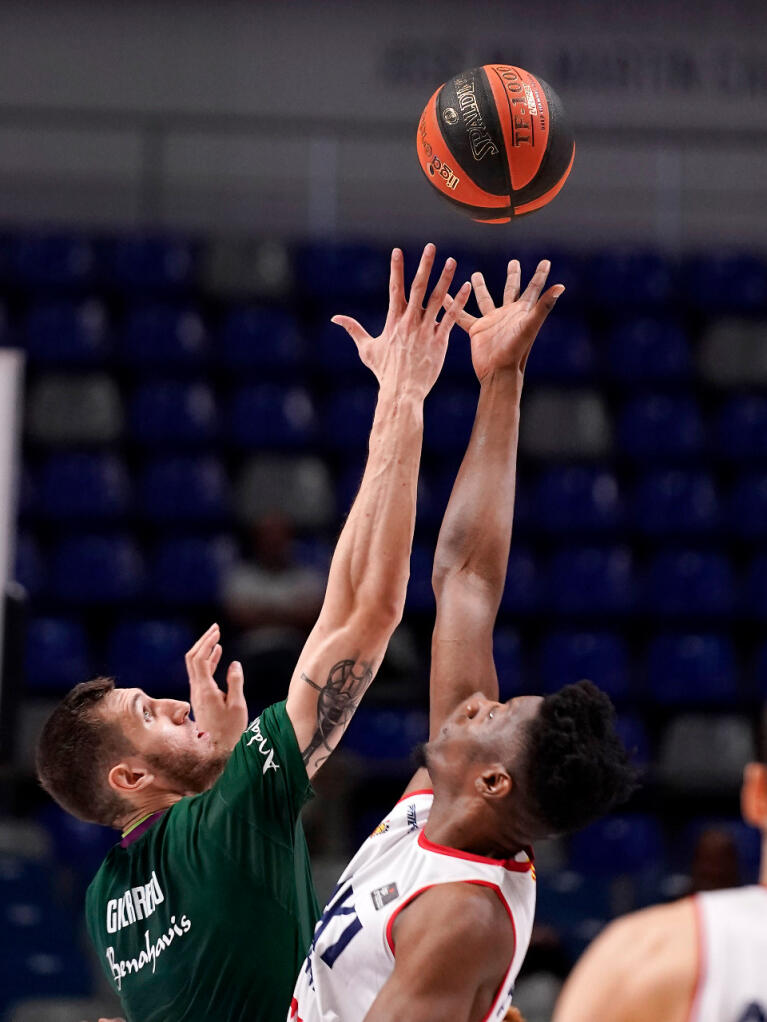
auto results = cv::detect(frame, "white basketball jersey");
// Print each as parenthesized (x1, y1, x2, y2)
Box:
(290, 789, 536, 1022)
(691, 886, 767, 1022)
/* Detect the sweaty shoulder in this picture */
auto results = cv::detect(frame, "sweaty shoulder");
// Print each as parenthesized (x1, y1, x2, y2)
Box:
(394, 881, 514, 967)
(553, 899, 698, 1022)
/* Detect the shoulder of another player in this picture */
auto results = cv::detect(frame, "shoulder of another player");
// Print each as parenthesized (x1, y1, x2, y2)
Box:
(554, 899, 698, 1022)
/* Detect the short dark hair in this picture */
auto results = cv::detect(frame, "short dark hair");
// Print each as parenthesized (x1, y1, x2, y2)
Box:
(36, 677, 134, 827)
(521, 680, 638, 836)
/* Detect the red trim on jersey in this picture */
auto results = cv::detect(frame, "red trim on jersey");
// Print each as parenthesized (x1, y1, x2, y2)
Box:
(289, 997, 303, 1021)
(418, 828, 534, 872)
(464, 881, 518, 1022)
(687, 895, 706, 1022)
(385, 879, 519, 1022)
(386, 884, 438, 955)
(395, 788, 434, 805)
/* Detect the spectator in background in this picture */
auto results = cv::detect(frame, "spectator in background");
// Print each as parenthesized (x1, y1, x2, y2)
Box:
(223, 510, 325, 707)
(688, 826, 740, 893)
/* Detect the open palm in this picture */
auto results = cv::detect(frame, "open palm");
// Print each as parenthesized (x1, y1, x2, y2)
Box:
(445, 259, 564, 382)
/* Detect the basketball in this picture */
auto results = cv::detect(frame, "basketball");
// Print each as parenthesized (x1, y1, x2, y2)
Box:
(416, 64, 575, 223)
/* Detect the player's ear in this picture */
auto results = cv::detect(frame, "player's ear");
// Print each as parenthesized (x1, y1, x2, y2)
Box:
(741, 762, 767, 829)
(475, 764, 512, 800)
(108, 761, 154, 797)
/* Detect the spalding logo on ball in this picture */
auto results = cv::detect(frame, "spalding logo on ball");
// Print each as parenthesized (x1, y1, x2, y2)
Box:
(416, 64, 575, 223)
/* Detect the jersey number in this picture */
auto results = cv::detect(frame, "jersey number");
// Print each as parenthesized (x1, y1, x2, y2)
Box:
(312, 881, 363, 970)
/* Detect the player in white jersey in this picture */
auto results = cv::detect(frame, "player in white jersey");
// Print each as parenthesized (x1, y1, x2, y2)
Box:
(291, 259, 637, 1022)
(554, 746, 767, 1022)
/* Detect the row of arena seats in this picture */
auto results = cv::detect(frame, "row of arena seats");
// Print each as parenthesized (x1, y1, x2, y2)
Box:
(19, 454, 767, 539)
(23, 616, 767, 705)
(22, 375, 767, 460)
(5, 301, 767, 388)
(18, 532, 767, 616)
(343, 706, 754, 795)
(0, 803, 758, 1016)
(2, 234, 767, 313)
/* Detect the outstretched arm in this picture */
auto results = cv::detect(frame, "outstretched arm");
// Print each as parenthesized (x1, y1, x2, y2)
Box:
(285, 245, 471, 777)
(428, 260, 563, 737)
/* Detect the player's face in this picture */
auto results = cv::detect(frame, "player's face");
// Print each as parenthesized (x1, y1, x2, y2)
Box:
(427, 692, 543, 779)
(106, 687, 227, 794)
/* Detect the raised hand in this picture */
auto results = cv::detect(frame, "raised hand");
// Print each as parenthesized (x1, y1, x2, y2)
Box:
(444, 259, 564, 382)
(331, 243, 472, 399)
(185, 623, 248, 752)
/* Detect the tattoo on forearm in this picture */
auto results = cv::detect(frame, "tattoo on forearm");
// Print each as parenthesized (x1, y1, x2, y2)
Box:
(300, 658, 373, 769)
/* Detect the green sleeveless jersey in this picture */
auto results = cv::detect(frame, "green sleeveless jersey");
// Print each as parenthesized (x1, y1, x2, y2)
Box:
(85, 701, 320, 1022)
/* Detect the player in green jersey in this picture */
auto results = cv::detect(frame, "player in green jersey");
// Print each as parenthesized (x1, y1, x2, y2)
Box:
(35, 244, 472, 1022)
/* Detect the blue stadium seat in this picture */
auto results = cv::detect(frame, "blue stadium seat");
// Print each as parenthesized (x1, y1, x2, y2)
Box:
(295, 242, 388, 300)
(743, 555, 767, 619)
(424, 387, 477, 455)
(0, 948, 91, 1013)
(0, 855, 52, 901)
(540, 632, 629, 700)
(120, 303, 208, 369)
(139, 455, 229, 522)
(618, 395, 704, 459)
(405, 545, 435, 613)
(11, 233, 95, 287)
(500, 548, 540, 614)
(440, 327, 474, 377)
(614, 713, 651, 770)
(718, 395, 767, 459)
(546, 547, 635, 615)
(17, 465, 36, 518)
(336, 463, 441, 529)
(644, 551, 735, 617)
(312, 312, 384, 379)
(524, 318, 596, 383)
(633, 470, 720, 536)
(39, 803, 118, 882)
(151, 536, 236, 605)
(24, 299, 110, 365)
(569, 814, 664, 876)
(728, 472, 767, 537)
(1, 893, 83, 953)
(535, 870, 612, 962)
(683, 253, 767, 313)
(129, 381, 218, 446)
(24, 617, 91, 691)
(37, 452, 131, 520)
(228, 383, 318, 449)
(219, 306, 304, 373)
(646, 634, 737, 704)
(589, 250, 676, 308)
(753, 640, 767, 696)
(51, 535, 145, 603)
(14, 533, 46, 598)
(293, 536, 333, 574)
(607, 318, 691, 384)
(342, 706, 429, 761)
(106, 235, 198, 290)
(494, 629, 523, 699)
(323, 387, 377, 450)
(535, 466, 622, 534)
(107, 618, 195, 691)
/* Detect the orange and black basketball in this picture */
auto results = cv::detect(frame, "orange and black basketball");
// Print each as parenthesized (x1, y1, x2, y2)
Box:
(416, 64, 575, 223)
